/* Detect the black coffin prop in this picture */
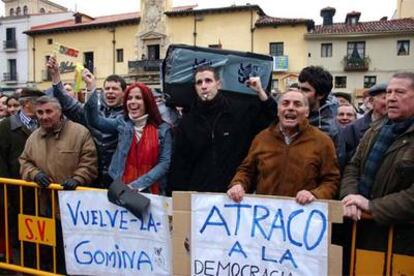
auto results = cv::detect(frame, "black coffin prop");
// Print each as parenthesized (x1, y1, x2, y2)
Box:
(162, 44, 274, 109)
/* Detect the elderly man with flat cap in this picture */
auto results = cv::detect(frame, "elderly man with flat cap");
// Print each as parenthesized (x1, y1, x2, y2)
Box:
(0, 88, 44, 266)
(0, 88, 45, 179)
(338, 83, 388, 170)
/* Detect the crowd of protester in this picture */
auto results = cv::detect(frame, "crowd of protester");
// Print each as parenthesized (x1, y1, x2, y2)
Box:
(0, 55, 413, 273)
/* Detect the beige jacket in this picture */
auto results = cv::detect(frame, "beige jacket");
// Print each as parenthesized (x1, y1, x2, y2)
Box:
(20, 120, 98, 185)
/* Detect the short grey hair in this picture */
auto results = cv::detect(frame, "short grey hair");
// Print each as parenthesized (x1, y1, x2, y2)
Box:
(391, 72, 414, 90)
(277, 90, 309, 107)
(35, 96, 62, 110)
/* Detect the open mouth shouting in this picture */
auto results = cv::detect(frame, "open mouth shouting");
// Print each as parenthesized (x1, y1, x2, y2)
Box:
(283, 113, 298, 123)
(128, 104, 145, 119)
(105, 95, 118, 105)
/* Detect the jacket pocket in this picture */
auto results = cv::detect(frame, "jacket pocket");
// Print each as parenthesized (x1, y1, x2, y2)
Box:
(57, 149, 80, 173)
(303, 157, 321, 185)
(395, 162, 414, 189)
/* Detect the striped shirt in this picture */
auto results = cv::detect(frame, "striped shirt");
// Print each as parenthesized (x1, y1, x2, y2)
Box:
(19, 111, 37, 130)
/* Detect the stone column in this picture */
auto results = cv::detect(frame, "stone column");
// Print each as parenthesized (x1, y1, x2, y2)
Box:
(136, 0, 172, 60)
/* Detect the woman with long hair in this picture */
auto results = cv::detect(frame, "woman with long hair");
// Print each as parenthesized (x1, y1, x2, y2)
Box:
(85, 82, 172, 194)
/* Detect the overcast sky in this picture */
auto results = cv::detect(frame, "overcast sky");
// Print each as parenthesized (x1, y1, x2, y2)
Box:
(1, 0, 396, 24)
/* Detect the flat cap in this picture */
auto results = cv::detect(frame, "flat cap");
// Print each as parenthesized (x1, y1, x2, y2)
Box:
(367, 83, 387, 96)
(20, 88, 45, 98)
(333, 92, 352, 104)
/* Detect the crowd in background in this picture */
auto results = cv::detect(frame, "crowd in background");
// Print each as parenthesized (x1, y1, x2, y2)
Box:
(0, 56, 413, 274)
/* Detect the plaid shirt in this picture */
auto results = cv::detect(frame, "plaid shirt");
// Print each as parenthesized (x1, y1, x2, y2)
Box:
(19, 111, 37, 130)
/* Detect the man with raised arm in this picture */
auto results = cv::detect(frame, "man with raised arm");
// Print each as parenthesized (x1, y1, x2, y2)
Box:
(47, 57, 125, 188)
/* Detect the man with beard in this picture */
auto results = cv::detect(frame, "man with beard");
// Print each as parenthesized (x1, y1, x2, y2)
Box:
(298, 66, 339, 142)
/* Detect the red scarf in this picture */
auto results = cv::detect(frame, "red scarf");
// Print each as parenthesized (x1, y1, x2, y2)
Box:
(122, 123, 160, 194)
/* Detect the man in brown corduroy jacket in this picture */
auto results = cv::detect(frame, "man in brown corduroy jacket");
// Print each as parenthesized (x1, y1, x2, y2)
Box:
(227, 89, 340, 204)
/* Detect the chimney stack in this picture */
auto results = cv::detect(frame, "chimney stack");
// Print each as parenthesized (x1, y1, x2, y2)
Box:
(345, 11, 361, 25)
(320, 7, 336, 26)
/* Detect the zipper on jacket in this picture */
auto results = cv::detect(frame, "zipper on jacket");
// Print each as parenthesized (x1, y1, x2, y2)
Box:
(210, 111, 224, 168)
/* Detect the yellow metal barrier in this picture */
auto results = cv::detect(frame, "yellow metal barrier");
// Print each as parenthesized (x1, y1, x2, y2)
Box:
(348, 213, 414, 276)
(0, 177, 97, 275)
(1, 177, 413, 275)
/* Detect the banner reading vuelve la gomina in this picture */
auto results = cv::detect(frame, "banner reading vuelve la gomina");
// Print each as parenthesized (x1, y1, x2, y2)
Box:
(59, 191, 172, 276)
(191, 194, 328, 276)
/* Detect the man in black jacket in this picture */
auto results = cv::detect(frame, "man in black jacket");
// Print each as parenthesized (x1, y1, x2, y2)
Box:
(0, 88, 44, 267)
(168, 65, 276, 193)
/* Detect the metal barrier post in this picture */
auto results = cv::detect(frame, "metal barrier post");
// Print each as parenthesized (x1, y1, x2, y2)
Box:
(34, 187, 40, 270)
(349, 220, 357, 276)
(19, 186, 24, 266)
(385, 226, 394, 276)
(3, 185, 9, 263)
(51, 189, 57, 274)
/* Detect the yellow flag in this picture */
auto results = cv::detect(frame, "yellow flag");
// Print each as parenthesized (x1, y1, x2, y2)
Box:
(74, 63, 84, 93)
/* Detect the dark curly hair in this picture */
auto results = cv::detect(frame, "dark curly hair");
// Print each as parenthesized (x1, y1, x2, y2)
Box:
(298, 66, 333, 101)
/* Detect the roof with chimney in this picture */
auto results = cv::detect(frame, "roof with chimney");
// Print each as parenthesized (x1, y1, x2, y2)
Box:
(307, 7, 414, 37)
(24, 12, 139, 35)
(255, 15, 314, 28)
(308, 18, 414, 36)
(165, 4, 266, 16)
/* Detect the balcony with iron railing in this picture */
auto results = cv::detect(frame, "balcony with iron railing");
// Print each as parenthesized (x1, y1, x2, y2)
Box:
(128, 59, 163, 73)
(343, 55, 370, 72)
(3, 72, 18, 83)
(3, 40, 17, 51)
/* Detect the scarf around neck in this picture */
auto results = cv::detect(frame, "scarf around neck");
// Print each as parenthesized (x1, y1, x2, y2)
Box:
(358, 118, 414, 197)
(122, 122, 160, 194)
(128, 114, 148, 141)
